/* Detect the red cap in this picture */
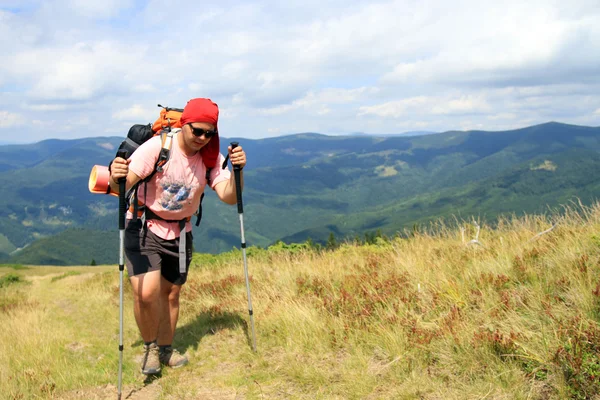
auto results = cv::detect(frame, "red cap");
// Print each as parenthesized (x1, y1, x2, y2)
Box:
(181, 98, 220, 168)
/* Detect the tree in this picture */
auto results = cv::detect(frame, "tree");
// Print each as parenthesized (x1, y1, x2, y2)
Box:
(305, 237, 314, 248)
(326, 232, 337, 250)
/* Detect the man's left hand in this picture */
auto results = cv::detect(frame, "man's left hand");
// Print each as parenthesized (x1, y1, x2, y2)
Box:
(228, 145, 247, 170)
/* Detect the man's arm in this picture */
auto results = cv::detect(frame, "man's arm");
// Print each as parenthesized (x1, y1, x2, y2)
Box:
(214, 172, 244, 205)
(214, 145, 246, 204)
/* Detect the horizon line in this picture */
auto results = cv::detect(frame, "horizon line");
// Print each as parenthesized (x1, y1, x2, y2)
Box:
(1, 120, 598, 146)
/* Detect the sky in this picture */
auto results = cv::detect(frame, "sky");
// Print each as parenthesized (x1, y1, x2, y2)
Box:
(1, 0, 599, 143)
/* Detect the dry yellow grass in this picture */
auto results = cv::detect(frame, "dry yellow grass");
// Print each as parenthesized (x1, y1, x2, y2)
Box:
(2, 202, 600, 399)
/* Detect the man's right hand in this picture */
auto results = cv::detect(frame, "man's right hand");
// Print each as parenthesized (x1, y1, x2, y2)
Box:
(110, 157, 130, 184)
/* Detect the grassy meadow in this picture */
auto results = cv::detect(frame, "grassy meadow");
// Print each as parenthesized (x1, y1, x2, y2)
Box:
(3, 202, 600, 399)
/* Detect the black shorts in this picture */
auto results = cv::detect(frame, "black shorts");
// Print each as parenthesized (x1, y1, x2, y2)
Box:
(124, 219, 193, 285)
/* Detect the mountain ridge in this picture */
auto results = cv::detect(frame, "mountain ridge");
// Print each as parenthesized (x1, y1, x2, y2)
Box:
(2, 121, 600, 265)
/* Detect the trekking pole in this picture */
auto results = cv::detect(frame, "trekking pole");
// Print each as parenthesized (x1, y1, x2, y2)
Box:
(231, 142, 257, 352)
(116, 149, 128, 400)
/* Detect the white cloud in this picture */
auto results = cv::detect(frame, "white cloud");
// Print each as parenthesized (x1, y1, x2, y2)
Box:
(132, 84, 157, 93)
(31, 119, 51, 127)
(112, 105, 156, 122)
(258, 87, 379, 116)
(23, 104, 69, 111)
(0, 0, 599, 142)
(432, 95, 492, 115)
(318, 106, 331, 116)
(358, 97, 429, 118)
(358, 94, 492, 118)
(381, 1, 599, 87)
(56, 0, 135, 19)
(6, 41, 154, 102)
(0, 111, 24, 128)
(258, 103, 297, 116)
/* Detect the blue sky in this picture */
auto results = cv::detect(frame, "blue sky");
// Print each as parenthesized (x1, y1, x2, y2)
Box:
(1, 0, 599, 143)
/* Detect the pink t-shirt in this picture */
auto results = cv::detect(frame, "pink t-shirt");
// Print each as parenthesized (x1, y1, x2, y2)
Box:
(127, 131, 231, 240)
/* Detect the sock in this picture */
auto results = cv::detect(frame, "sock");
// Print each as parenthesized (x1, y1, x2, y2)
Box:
(159, 344, 172, 352)
(144, 340, 157, 347)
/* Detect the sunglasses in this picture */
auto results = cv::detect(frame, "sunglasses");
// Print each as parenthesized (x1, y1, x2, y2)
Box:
(188, 124, 217, 139)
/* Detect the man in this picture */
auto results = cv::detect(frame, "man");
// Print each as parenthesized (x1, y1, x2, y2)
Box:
(109, 98, 246, 375)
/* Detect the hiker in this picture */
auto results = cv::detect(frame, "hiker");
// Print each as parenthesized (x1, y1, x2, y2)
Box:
(108, 98, 246, 375)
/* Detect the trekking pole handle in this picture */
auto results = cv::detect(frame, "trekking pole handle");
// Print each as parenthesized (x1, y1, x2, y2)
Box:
(230, 142, 243, 214)
(116, 150, 129, 230)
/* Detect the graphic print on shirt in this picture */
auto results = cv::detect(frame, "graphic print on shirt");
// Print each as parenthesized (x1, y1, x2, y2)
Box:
(159, 180, 198, 211)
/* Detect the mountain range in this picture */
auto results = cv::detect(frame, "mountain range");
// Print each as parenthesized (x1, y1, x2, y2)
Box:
(1, 121, 600, 265)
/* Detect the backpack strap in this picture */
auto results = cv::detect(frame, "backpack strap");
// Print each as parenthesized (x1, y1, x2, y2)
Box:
(141, 208, 189, 274)
(132, 133, 229, 228)
(130, 130, 175, 222)
(194, 154, 232, 226)
(155, 130, 174, 173)
(195, 167, 212, 227)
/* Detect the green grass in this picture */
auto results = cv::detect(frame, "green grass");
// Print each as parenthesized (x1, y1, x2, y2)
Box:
(0, 273, 21, 288)
(0, 263, 30, 270)
(5, 203, 600, 398)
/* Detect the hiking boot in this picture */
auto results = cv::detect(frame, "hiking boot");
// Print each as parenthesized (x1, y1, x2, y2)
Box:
(140, 342, 161, 375)
(159, 347, 189, 368)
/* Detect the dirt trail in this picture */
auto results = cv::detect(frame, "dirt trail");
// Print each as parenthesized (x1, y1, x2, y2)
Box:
(57, 379, 241, 399)
(57, 382, 161, 400)
(11, 268, 256, 399)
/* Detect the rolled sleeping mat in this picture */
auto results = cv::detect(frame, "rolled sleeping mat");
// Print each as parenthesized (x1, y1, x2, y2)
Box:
(88, 165, 115, 195)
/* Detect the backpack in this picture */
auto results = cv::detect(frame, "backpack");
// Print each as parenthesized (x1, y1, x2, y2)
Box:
(117, 104, 184, 180)
(113, 104, 227, 227)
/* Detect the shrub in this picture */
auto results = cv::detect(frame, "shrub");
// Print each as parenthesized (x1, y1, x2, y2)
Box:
(0, 273, 21, 288)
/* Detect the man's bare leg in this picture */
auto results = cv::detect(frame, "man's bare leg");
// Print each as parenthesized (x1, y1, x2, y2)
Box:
(156, 277, 188, 367)
(157, 276, 182, 345)
(130, 270, 162, 342)
(130, 270, 163, 374)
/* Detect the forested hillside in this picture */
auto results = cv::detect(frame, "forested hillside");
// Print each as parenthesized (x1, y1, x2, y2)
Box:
(2, 122, 600, 265)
